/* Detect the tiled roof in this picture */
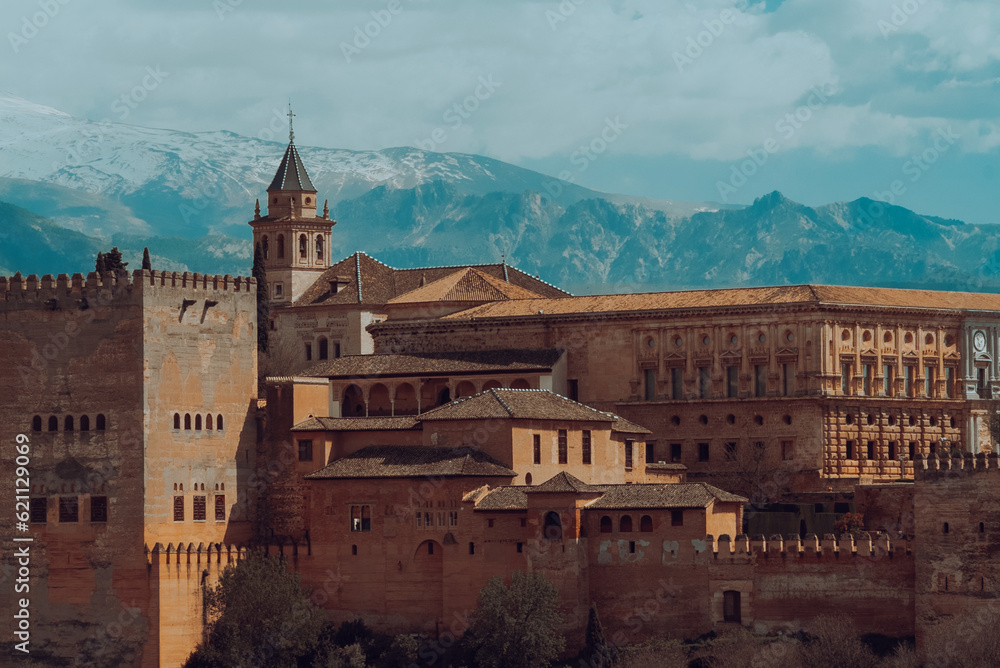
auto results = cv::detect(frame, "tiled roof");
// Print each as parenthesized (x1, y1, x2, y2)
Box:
(473, 481, 746, 512)
(419, 389, 618, 423)
(294, 253, 568, 308)
(612, 416, 653, 435)
(300, 349, 563, 379)
(440, 284, 1000, 320)
(268, 142, 316, 192)
(305, 445, 516, 479)
(291, 416, 420, 432)
(526, 472, 600, 493)
(386, 268, 544, 305)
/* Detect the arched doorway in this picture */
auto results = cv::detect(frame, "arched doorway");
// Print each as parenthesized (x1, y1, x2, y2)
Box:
(455, 380, 477, 398)
(342, 385, 365, 417)
(368, 384, 391, 416)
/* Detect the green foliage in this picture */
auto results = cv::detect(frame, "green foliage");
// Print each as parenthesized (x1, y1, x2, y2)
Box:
(142, 246, 151, 270)
(183, 550, 326, 668)
(375, 634, 420, 668)
(253, 242, 269, 354)
(834, 512, 866, 538)
(581, 604, 614, 667)
(465, 570, 565, 668)
(99, 246, 128, 273)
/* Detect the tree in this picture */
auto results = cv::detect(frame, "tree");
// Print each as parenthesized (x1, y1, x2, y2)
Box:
(721, 438, 786, 506)
(142, 246, 152, 270)
(102, 247, 128, 273)
(183, 550, 326, 668)
(581, 604, 614, 667)
(465, 570, 565, 668)
(834, 512, 866, 539)
(253, 242, 270, 354)
(95, 252, 106, 274)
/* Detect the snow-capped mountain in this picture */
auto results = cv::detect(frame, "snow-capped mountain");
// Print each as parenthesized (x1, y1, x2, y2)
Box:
(2, 92, 999, 294)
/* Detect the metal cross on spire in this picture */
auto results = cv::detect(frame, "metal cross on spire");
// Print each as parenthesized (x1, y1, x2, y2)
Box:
(288, 101, 295, 144)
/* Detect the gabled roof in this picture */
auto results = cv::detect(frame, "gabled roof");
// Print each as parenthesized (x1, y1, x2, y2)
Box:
(291, 416, 421, 432)
(526, 472, 600, 494)
(300, 349, 563, 379)
(438, 284, 1000, 321)
(293, 252, 568, 308)
(472, 481, 746, 511)
(474, 486, 528, 511)
(268, 142, 316, 192)
(386, 268, 544, 305)
(419, 388, 619, 423)
(305, 445, 516, 479)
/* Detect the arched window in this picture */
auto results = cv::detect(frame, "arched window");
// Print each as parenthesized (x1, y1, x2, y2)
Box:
(48, 416, 58, 431)
(620, 515, 633, 532)
(640, 515, 653, 532)
(96, 414, 106, 430)
(64, 415, 74, 431)
(318, 337, 329, 360)
(543, 511, 562, 540)
(262, 235, 269, 260)
(173, 413, 180, 430)
(184, 414, 191, 430)
(316, 235, 324, 261)
(32, 416, 42, 432)
(599, 516, 612, 533)
(195, 415, 202, 431)
(277, 234, 285, 259)
(217, 415, 224, 430)
(80, 415, 90, 431)
(206, 414, 213, 430)
(299, 234, 307, 259)
(525, 473, 532, 485)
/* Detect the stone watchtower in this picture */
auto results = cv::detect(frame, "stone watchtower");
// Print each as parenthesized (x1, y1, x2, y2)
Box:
(249, 108, 335, 306)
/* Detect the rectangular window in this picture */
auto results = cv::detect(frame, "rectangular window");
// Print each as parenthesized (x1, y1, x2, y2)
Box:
(351, 505, 371, 532)
(517, 542, 524, 553)
(90, 496, 108, 523)
(305, 343, 312, 361)
(754, 365, 766, 397)
(274, 283, 283, 297)
(625, 440, 633, 471)
(416, 512, 423, 528)
(558, 430, 568, 465)
(215, 495, 226, 521)
(698, 366, 711, 399)
(582, 430, 591, 464)
(334, 343, 341, 359)
(780, 363, 791, 397)
(671, 368, 684, 399)
(30, 497, 47, 524)
(888, 441, 897, 460)
(905, 366, 914, 397)
(925, 365, 935, 397)
(908, 442, 917, 458)
(781, 440, 793, 461)
(725, 442, 737, 461)
(862, 364, 872, 396)
(568, 379, 579, 402)
(841, 363, 852, 395)
(670, 443, 682, 463)
(698, 442, 709, 462)
(533, 434, 541, 464)
(59, 497, 79, 523)
(979, 367, 988, 396)
(726, 365, 738, 398)
(645, 441, 656, 464)
(644, 368, 656, 401)
(298, 439, 313, 462)
(193, 495, 206, 521)
(946, 367, 955, 398)
(449, 511, 459, 526)
(884, 365, 894, 397)
(671, 509, 683, 527)
(846, 440, 855, 460)
(866, 441, 875, 460)
(724, 591, 742, 623)
(173, 496, 184, 522)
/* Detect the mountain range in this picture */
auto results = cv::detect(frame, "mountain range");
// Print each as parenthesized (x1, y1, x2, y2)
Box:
(1, 92, 998, 294)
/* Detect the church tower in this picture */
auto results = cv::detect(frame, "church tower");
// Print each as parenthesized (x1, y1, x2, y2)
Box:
(249, 107, 335, 306)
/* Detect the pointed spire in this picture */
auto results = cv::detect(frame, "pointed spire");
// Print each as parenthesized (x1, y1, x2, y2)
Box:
(267, 142, 316, 192)
(254, 199, 261, 219)
(322, 199, 329, 220)
(288, 100, 295, 144)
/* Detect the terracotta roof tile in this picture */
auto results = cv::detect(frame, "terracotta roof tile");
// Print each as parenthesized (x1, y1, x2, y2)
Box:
(387, 267, 544, 305)
(291, 416, 420, 432)
(419, 388, 618, 423)
(474, 486, 528, 511)
(439, 284, 1000, 320)
(612, 416, 653, 435)
(301, 349, 563, 378)
(473, 481, 746, 511)
(305, 445, 516, 479)
(526, 472, 600, 493)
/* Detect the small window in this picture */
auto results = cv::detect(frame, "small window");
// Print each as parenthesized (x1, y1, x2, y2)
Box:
(640, 515, 653, 532)
(48, 415, 58, 431)
(195, 414, 202, 431)
(558, 430, 568, 464)
(469, 542, 475, 555)
(30, 498, 47, 523)
(96, 414, 106, 430)
(600, 516, 612, 533)
(184, 414, 191, 430)
(944, 522, 949, 534)
(846, 440, 855, 460)
(582, 430, 592, 465)
(299, 234, 307, 260)
(80, 415, 90, 431)
(59, 496, 78, 523)
(625, 440, 634, 471)
(517, 542, 524, 553)
(671, 443, 682, 463)
(646, 442, 656, 464)
(298, 439, 313, 462)
(206, 414, 213, 430)
(318, 337, 329, 360)
(215, 495, 226, 521)
(351, 505, 371, 532)
(352, 545, 358, 556)
(671, 510, 683, 527)
(698, 442, 709, 462)
(533, 434, 541, 464)
(427, 542, 434, 555)
(725, 442, 737, 461)
(173, 414, 180, 430)
(488, 519, 495, 528)
(173, 496, 184, 522)
(193, 496, 206, 521)
(90, 496, 108, 522)
(316, 235, 324, 261)
(543, 511, 562, 540)
(980, 522, 986, 534)
(629, 541, 636, 554)
(65, 415, 74, 431)
(217, 415, 224, 430)
(723, 590, 742, 623)
(275, 283, 283, 298)
(525, 473, 532, 485)
(32, 415, 42, 432)
(620, 516, 633, 532)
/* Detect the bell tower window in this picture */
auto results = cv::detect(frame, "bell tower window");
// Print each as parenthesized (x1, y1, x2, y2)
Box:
(277, 235, 284, 259)
(299, 234, 307, 260)
(316, 235, 324, 261)
(262, 236, 269, 260)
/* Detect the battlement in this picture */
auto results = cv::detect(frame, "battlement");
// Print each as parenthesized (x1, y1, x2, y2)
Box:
(145, 541, 247, 566)
(0, 269, 255, 306)
(704, 532, 911, 562)
(912, 452, 999, 479)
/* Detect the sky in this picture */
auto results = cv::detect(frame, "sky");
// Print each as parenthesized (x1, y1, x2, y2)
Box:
(2, 0, 998, 224)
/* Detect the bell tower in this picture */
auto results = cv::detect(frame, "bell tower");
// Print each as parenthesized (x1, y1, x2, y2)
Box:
(249, 105, 335, 306)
